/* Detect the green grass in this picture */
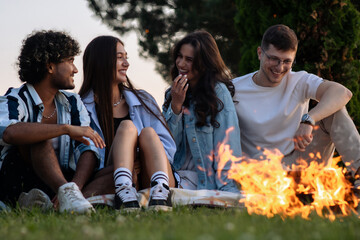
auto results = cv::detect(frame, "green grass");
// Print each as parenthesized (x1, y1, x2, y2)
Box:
(0, 206, 359, 240)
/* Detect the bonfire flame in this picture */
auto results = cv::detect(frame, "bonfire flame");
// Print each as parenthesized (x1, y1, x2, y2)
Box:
(215, 132, 359, 221)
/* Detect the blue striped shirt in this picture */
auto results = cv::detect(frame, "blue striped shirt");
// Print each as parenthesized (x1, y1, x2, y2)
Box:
(0, 83, 100, 171)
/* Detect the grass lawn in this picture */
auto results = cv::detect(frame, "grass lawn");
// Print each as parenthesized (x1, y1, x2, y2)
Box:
(0, 206, 359, 240)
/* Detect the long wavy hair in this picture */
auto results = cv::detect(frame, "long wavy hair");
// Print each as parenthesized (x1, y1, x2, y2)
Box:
(79, 36, 171, 160)
(164, 31, 234, 127)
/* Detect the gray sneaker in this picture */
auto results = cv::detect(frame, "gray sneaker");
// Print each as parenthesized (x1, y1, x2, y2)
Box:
(18, 188, 53, 210)
(58, 182, 95, 214)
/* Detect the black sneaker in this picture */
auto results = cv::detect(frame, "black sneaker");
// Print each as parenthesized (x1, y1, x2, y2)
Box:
(148, 181, 172, 211)
(114, 183, 140, 212)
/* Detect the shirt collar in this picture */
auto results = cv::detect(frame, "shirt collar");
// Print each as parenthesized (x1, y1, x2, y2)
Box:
(25, 83, 70, 110)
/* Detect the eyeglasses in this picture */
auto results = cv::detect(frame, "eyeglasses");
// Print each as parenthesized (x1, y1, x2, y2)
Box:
(261, 47, 295, 67)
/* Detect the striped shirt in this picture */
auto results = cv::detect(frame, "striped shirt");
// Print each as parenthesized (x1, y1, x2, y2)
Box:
(0, 83, 100, 171)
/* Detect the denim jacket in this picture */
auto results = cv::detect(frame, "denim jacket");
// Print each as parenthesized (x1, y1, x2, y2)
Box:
(163, 83, 241, 192)
(81, 89, 176, 167)
(0, 83, 100, 171)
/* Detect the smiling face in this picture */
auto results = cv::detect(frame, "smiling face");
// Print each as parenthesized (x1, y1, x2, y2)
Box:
(115, 42, 129, 84)
(49, 56, 78, 90)
(175, 43, 199, 86)
(256, 44, 296, 87)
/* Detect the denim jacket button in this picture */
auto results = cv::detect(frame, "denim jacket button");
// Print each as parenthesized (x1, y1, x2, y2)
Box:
(192, 137, 196, 142)
(197, 159, 201, 163)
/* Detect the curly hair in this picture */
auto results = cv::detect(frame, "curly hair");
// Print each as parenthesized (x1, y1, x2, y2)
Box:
(164, 31, 234, 128)
(17, 30, 80, 84)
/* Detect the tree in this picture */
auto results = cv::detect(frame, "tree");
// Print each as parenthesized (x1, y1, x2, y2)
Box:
(235, 0, 360, 128)
(88, 0, 360, 127)
(87, 0, 241, 81)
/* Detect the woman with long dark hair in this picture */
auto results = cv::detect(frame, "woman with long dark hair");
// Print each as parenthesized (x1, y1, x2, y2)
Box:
(163, 31, 241, 192)
(79, 36, 176, 211)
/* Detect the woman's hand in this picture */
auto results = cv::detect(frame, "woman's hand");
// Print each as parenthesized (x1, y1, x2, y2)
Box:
(171, 74, 188, 114)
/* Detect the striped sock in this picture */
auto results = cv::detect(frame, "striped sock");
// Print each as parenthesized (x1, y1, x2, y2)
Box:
(150, 171, 169, 187)
(114, 167, 133, 194)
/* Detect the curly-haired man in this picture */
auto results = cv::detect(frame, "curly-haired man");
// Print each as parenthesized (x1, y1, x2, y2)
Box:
(0, 30, 107, 213)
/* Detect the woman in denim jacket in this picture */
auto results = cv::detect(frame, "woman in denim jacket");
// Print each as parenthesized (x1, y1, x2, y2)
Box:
(163, 31, 241, 193)
(79, 36, 176, 211)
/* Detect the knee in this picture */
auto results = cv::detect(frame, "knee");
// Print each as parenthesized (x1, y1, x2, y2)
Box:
(29, 140, 56, 160)
(31, 140, 53, 152)
(115, 120, 138, 137)
(139, 127, 158, 142)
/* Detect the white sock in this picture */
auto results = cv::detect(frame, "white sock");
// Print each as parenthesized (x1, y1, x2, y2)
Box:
(114, 167, 133, 194)
(150, 171, 169, 187)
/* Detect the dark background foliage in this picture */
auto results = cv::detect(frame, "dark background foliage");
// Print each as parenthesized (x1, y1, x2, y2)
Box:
(87, 0, 360, 129)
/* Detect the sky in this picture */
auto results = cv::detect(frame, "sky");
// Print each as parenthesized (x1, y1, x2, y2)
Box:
(0, 0, 169, 105)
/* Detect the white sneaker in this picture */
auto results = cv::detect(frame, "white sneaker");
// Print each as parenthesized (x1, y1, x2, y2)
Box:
(18, 188, 53, 211)
(58, 182, 95, 214)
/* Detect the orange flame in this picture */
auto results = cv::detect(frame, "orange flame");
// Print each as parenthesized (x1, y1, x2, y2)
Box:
(215, 131, 359, 221)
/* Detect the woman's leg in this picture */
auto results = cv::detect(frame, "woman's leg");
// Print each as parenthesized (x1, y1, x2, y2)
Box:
(138, 127, 174, 211)
(110, 120, 140, 210)
(138, 127, 175, 188)
(110, 120, 138, 170)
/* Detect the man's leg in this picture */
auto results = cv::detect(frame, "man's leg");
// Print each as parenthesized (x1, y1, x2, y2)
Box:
(321, 107, 360, 175)
(30, 140, 67, 192)
(0, 147, 53, 206)
(284, 107, 360, 176)
(31, 140, 94, 213)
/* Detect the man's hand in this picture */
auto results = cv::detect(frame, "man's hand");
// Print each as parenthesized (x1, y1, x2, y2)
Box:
(171, 74, 188, 114)
(293, 123, 314, 152)
(66, 125, 105, 149)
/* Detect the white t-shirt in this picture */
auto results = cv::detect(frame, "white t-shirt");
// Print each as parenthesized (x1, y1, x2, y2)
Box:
(232, 70, 323, 157)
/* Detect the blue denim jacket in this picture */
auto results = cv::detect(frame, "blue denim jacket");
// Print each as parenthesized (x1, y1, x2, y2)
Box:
(163, 83, 241, 192)
(0, 83, 100, 171)
(82, 89, 176, 167)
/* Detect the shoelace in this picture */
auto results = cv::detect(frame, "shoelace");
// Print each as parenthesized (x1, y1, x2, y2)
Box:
(116, 183, 138, 203)
(150, 183, 169, 200)
(63, 186, 84, 202)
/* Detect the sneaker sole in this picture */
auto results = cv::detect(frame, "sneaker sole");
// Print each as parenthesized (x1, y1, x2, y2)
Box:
(116, 207, 141, 213)
(147, 205, 172, 212)
(60, 205, 95, 214)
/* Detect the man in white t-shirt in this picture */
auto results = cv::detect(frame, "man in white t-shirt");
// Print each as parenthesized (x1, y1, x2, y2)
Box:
(232, 24, 360, 180)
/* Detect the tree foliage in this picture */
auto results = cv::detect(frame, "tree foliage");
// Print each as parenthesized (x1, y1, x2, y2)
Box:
(87, 0, 241, 81)
(235, 0, 360, 128)
(87, 0, 360, 127)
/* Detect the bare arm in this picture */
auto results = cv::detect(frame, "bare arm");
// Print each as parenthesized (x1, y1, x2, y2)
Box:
(309, 80, 352, 122)
(2, 122, 105, 148)
(294, 80, 352, 151)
